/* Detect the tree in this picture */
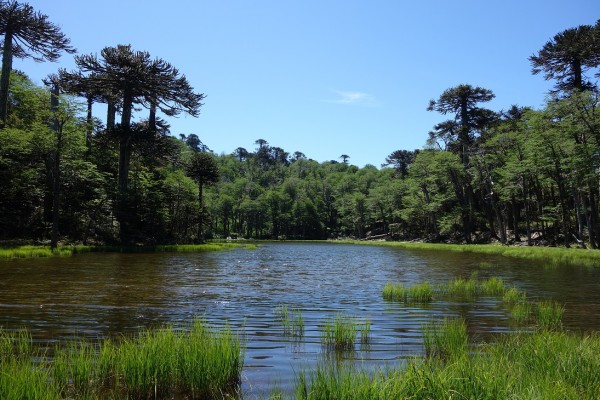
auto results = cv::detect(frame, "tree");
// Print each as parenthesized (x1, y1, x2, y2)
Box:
(384, 149, 418, 178)
(428, 84, 495, 167)
(340, 154, 350, 164)
(186, 152, 219, 242)
(233, 147, 248, 161)
(0, 1, 75, 127)
(61, 44, 205, 244)
(530, 22, 600, 93)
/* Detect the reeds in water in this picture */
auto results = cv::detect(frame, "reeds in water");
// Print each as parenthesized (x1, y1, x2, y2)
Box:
(502, 287, 527, 305)
(536, 300, 564, 330)
(321, 314, 359, 350)
(295, 330, 600, 399)
(479, 276, 506, 296)
(442, 277, 479, 298)
(0, 319, 244, 399)
(359, 319, 371, 344)
(422, 318, 468, 360)
(382, 282, 433, 303)
(274, 305, 304, 337)
(510, 302, 533, 325)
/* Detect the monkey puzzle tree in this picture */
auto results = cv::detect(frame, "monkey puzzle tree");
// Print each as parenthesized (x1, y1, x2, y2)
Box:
(427, 84, 496, 243)
(530, 22, 600, 93)
(60, 44, 205, 244)
(0, 1, 75, 128)
(427, 84, 495, 168)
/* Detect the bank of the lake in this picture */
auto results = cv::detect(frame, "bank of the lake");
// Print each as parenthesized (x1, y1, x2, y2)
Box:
(333, 240, 600, 268)
(0, 242, 254, 261)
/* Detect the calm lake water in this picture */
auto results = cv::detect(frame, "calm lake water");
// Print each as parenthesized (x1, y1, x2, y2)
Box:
(1, 242, 600, 397)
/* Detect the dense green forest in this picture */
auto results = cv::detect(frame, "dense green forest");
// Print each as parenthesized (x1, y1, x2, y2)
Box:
(1, 2, 599, 248)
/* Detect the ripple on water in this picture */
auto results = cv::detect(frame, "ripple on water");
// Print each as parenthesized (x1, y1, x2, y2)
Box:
(1, 242, 600, 397)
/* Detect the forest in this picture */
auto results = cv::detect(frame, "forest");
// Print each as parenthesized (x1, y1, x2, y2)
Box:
(1, 2, 600, 248)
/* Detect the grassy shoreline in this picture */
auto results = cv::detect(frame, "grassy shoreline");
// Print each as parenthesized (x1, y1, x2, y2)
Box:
(0, 319, 244, 399)
(0, 242, 254, 261)
(331, 240, 600, 268)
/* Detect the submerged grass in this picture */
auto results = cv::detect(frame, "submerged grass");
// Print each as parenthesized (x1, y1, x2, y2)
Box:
(536, 300, 565, 330)
(510, 302, 533, 325)
(0, 319, 244, 399)
(384, 277, 510, 303)
(321, 314, 360, 351)
(422, 318, 468, 360)
(295, 329, 600, 400)
(442, 277, 479, 298)
(275, 305, 305, 337)
(502, 287, 527, 305)
(382, 282, 433, 303)
(359, 319, 371, 344)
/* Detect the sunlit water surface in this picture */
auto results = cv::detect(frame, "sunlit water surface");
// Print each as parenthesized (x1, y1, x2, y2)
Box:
(1, 242, 600, 397)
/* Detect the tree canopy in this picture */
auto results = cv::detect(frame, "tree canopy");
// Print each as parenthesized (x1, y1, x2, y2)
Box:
(0, 0, 75, 127)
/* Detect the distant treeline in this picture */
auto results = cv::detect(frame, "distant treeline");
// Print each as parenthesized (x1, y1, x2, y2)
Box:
(0, 2, 599, 247)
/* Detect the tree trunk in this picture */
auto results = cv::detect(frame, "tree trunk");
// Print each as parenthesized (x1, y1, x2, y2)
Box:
(197, 182, 204, 242)
(85, 95, 93, 150)
(117, 94, 134, 245)
(149, 101, 157, 131)
(573, 189, 586, 245)
(587, 187, 598, 249)
(49, 85, 61, 250)
(106, 101, 116, 130)
(511, 195, 521, 242)
(0, 31, 14, 128)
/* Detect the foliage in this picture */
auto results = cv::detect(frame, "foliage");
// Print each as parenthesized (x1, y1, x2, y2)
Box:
(2, 21, 600, 249)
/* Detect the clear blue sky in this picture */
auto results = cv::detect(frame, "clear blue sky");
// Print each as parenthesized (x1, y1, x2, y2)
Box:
(17, 0, 600, 167)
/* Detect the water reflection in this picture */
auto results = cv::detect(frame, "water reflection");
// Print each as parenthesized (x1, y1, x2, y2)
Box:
(1, 243, 600, 397)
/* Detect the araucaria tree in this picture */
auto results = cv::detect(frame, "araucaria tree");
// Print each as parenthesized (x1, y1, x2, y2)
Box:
(0, 1, 74, 127)
(427, 84, 495, 167)
(60, 44, 205, 244)
(530, 22, 600, 93)
(427, 84, 496, 243)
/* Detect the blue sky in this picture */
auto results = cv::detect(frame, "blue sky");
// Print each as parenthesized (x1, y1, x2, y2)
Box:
(17, 0, 600, 167)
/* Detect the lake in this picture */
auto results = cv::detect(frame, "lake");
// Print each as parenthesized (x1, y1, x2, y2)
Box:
(1, 242, 599, 398)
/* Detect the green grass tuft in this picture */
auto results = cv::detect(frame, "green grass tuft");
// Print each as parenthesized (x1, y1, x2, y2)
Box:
(510, 302, 533, 325)
(359, 319, 371, 344)
(321, 314, 359, 351)
(422, 318, 468, 360)
(502, 287, 527, 305)
(275, 305, 304, 337)
(0, 319, 244, 399)
(479, 276, 506, 296)
(382, 282, 433, 303)
(536, 300, 565, 330)
(442, 277, 479, 298)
